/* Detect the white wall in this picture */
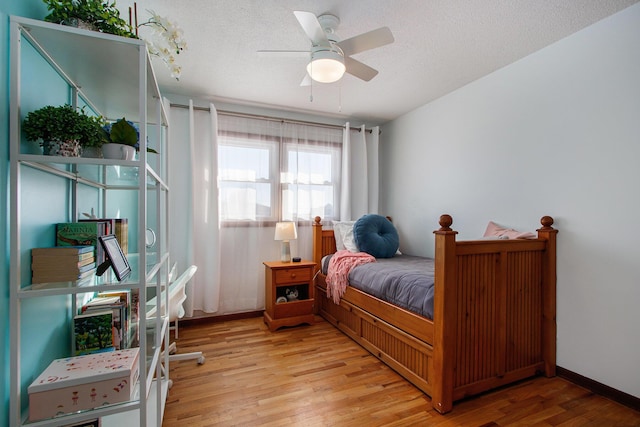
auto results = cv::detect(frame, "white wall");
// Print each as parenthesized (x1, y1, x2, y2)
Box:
(380, 4, 640, 398)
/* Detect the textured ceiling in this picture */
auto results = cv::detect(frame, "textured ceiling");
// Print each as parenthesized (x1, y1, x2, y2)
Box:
(117, 0, 639, 124)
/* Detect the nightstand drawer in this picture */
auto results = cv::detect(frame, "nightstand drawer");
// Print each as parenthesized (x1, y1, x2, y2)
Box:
(275, 268, 312, 284)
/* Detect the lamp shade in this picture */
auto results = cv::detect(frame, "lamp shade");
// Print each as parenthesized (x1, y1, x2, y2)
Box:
(274, 222, 297, 241)
(306, 48, 346, 83)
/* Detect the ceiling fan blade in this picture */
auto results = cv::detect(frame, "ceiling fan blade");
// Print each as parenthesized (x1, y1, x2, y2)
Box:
(345, 57, 378, 82)
(257, 50, 310, 58)
(300, 74, 311, 87)
(338, 27, 394, 56)
(294, 11, 329, 46)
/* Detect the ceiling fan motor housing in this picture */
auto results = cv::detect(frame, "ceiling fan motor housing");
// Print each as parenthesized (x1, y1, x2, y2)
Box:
(317, 13, 340, 38)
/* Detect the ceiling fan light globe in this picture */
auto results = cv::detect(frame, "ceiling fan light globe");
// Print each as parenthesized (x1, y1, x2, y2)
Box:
(307, 58, 346, 83)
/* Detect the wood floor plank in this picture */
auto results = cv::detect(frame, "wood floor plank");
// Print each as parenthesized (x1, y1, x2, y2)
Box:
(162, 317, 640, 426)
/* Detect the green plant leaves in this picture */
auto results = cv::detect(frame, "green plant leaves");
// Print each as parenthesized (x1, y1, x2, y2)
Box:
(42, 0, 136, 38)
(109, 118, 138, 146)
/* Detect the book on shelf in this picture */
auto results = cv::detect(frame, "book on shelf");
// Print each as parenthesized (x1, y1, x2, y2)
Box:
(80, 218, 128, 255)
(32, 260, 96, 275)
(31, 266, 96, 284)
(114, 218, 128, 255)
(32, 254, 95, 269)
(95, 290, 136, 348)
(31, 245, 93, 256)
(29, 274, 95, 290)
(56, 221, 109, 265)
(73, 309, 115, 356)
(82, 295, 127, 350)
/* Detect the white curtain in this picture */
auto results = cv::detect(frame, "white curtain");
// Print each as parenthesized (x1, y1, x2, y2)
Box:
(216, 114, 342, 314)
(168, 100, 221, 316)
(339, 123, 380, 220)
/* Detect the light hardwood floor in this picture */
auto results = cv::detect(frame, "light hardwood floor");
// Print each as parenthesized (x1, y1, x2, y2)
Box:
(162, 317, 640, 426)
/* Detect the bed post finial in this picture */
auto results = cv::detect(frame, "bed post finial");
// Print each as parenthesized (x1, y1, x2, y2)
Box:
(438, 214, 453, 231)
(539, 216, 554, 230)
(314, 216, 322, 226)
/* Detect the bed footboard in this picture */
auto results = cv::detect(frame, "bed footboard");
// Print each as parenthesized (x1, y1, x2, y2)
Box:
(432, 214, 557, 413)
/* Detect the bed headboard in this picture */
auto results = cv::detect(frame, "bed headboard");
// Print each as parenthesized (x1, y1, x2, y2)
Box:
(312, 216, 336, 268)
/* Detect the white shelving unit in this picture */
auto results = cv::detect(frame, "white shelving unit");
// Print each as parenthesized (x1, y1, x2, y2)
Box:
(9, 16, 171, 427)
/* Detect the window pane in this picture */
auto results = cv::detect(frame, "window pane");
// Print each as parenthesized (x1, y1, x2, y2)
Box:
(282, 184, 335, 221)
(284, 150, 333, 184)
(219, 144, 271, 181)
(219, 182, 272, 220)
(282, 142, 340, 221)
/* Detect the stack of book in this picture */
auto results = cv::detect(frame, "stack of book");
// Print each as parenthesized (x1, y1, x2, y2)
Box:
(79, 294, 128, 351)
(78, 217, 129, 255)
(31, 246, 96, 286)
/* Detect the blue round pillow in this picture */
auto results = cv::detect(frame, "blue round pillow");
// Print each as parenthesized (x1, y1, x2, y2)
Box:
(353, 214, 399, 258)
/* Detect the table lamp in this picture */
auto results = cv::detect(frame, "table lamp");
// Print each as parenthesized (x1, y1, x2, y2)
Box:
(274, 222, 297, 262)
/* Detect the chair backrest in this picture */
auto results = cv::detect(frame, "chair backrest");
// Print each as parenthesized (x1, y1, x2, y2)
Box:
(147, 265, 197, 321)
(168, 262, 178, 282)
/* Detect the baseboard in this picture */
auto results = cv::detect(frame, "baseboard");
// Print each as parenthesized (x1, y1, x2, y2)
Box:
(179, 310, 263, 327)
(557, 366, 640, 412)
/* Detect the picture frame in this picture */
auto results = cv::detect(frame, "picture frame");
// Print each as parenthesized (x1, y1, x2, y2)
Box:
(97, 234, 131, 281)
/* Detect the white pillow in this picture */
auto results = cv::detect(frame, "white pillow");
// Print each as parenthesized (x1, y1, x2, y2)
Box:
(332, 221, 358, 252)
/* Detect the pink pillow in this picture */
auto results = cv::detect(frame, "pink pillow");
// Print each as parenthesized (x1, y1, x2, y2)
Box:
(484, 221, 536, 239)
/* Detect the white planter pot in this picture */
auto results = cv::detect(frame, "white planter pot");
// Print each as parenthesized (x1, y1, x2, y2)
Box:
(81, 146, 103, 158)
(102, 143, 136, 160)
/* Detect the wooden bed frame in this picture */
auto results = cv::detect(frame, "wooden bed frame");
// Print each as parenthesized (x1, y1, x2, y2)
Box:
(312, 214, 557, 414)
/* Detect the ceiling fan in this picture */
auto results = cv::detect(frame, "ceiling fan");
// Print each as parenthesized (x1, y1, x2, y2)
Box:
(259, 11, 394, 85)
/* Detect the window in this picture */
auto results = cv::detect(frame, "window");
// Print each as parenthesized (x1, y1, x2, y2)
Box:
(218, 114, 342, 223)
(218, 135, 277, 221)
(281, 140, 341, 221)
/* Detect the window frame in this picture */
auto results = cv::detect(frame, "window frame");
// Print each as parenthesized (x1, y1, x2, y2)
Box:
(217, 127, 341, 225)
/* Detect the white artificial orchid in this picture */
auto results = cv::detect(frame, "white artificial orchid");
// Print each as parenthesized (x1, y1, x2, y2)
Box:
(137, 10, 187, 79)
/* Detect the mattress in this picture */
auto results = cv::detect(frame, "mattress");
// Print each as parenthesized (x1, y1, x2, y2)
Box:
(322, 254, 435, 319)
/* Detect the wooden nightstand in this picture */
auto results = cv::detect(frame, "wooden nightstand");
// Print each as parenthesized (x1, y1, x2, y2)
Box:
(263, 260, 316, 331)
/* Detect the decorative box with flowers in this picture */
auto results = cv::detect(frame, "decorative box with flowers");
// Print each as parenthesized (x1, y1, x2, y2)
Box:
(28, 348, 139, 421)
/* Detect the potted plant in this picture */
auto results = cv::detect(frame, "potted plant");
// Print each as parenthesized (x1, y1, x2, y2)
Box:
(102, 118, 157, 159)
(42, 0, 136, 38)
(22, 105, 87, 156)
(78, 114, 110, 158)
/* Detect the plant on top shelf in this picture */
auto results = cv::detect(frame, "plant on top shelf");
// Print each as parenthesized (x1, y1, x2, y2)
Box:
(22, 104, 107, 156)
(103, 118, 158, 153)
(42, 0, 136, 38)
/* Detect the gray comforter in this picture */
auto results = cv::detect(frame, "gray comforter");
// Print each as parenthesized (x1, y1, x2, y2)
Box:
(323, 254, 435, 319)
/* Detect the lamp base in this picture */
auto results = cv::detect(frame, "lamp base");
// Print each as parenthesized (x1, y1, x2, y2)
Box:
(280, 240, 291, 263)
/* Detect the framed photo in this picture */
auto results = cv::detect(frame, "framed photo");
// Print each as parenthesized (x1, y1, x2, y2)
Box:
(98, 234, 131, 281)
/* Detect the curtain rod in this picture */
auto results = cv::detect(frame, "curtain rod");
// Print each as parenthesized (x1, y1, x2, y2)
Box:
(169, 103, 378, 134)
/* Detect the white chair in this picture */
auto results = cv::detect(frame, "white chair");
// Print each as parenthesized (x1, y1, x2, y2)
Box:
(147, 265, 205, 377)
(165, 265, 205, 364)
